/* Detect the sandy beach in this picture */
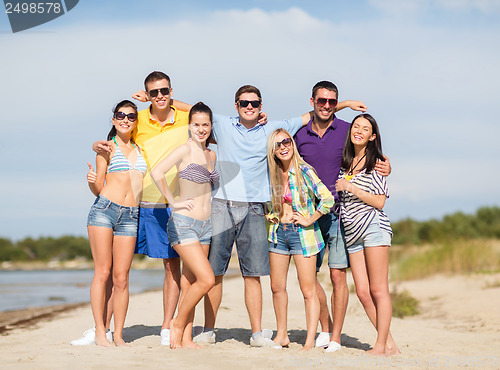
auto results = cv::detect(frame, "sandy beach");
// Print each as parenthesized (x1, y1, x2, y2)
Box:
(1, 267, 499, 369)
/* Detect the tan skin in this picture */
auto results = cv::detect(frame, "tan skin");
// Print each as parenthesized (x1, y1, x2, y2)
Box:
(150, 112, 216, 349)
(87, 106, 143, 347)
(335, 117, 399, 356)
(308, 88, 392, 349)
(133, 87, 371, 338)
(267, 132, 328, 351)
(92, 79, 182, 337)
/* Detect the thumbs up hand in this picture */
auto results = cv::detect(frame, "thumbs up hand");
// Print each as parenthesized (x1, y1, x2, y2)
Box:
(87, 162, 97, 183)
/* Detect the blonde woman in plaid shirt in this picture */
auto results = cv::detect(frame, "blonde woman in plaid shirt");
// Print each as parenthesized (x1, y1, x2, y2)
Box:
(266, 128, 334, 351)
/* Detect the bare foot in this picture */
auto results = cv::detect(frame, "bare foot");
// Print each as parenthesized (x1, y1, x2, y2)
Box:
(273, 334, 290, 347)
(367, 347, 387, 356)
(299, 342, 314, 352)
(113, 337, 130, 347)
(95, 333, 111, 347)
(169, 318, 183, 349)
(182, 340, 201, 349)
(385, 345, 401, 356)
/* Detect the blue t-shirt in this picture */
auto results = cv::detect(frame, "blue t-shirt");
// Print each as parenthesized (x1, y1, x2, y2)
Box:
(211, 114, 303, 202)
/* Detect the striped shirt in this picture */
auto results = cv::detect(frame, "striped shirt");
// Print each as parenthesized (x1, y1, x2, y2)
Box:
(268, 163, 334, 257)
(338, 168, 392, 246)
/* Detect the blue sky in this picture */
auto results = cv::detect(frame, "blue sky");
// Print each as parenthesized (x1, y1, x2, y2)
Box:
(1, 0, 499, 240)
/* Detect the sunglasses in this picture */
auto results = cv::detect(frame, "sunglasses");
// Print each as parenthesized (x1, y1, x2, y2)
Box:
(114, 112, 137, 122)
(238, 100, 261, 108)
(148, 87, 170, 98)
(275, 137, 293, 150)
(315, 98, 338, 106)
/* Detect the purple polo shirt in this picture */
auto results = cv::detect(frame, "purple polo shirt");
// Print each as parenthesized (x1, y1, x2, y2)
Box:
(294, 116, 350, 200)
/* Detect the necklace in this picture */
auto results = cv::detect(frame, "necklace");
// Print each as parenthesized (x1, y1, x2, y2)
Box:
(348, 153, 366, 175)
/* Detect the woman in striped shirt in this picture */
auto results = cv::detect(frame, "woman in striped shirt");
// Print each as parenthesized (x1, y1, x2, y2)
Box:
(335, 113, 399, 356)
(266, 128, 334, 350)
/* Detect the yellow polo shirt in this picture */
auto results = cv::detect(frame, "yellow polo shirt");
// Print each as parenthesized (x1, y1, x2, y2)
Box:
(132, 106, 189, 204)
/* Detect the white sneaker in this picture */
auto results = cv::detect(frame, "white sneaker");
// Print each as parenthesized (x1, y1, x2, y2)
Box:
(160, 329, 170, 346)
(192, 328, 216, 344)
(315, 332, 332, 348)
(262, 329, 274, 339)
(250, 332, 282, 349)
(71, 328, 113, 345)
(325, 341, 342, 353)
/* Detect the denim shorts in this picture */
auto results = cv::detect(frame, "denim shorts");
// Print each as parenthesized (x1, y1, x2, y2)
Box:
(167, 213, 212, 247)
(87, 195, 139, 237)
(317, 212, 349, 270)
(347, 214, 392, 254)
(269, 223, 304, 256)
(135, 206, 179, 259)
(209, 199, 270, 277)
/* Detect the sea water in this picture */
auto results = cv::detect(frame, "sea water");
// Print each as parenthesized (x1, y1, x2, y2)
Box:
(0, 269, 165, 312)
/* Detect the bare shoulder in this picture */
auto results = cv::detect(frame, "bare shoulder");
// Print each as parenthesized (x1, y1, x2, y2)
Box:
(208, 148, 217, 162)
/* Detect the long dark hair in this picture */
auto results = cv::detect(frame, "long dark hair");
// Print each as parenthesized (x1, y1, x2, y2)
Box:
(107, 100, 138, 141)
(341, 113, 384, 173)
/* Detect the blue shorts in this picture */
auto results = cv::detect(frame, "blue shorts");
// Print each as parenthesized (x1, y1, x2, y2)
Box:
(317, 212, 349, 270)
(347, 214, 392, 254)
(209, 199, 270, 277)
(87, 195, 139, 237)
(269, 223, 304, 256)
(167, 213, 212, 247)
(135, 206, 179, 259)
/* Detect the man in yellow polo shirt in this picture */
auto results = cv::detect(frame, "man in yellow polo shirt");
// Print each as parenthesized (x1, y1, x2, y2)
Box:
(81, 72, 189, 347)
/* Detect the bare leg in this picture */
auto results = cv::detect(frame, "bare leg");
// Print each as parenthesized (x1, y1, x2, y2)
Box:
(179, 244, 209, 349)
(350, 249, 399, 355)
(367, 247, 398, 356)
(104, 273, 114, 331)
(244, 276, 262, 334)
(111, 235, 135, 346)
(316, 278, 333, 333)
(269, 252, 291, 347)
(294, 254, 320, 351)
(88, 226, 113, 347)
(170, 242, 215, 349)
(203, 275, 223, 330)
(162, 257, 181, 330)
(329, 268, 348, 345)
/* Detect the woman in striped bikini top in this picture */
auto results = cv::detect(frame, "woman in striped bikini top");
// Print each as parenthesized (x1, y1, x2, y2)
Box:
(87, 100, 146, 207)
(85, 100, 145, 347)
(150, 102, 218, 348)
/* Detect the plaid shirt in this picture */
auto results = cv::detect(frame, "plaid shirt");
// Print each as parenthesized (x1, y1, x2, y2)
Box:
(268, 163, 334, 257)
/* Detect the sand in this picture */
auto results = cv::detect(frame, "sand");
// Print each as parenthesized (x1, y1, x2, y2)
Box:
(1, 268, 499, 369)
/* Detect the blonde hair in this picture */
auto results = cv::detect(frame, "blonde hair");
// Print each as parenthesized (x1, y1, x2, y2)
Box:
(266, 129, 307, 218)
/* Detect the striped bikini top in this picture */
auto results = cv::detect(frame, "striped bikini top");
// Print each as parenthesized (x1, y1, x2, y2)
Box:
(178, 163, 220, 186)
(107, 137, 147, 174)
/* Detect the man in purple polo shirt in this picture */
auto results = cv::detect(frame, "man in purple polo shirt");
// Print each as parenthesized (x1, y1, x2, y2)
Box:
(294, 81, 391, 352)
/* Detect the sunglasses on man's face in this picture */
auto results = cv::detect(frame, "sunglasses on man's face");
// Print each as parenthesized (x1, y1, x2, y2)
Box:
(148, 87, 170, 98)
(275, 137, 293, 150)
(315, 98, 338, 106)
(238, 100, 261, 108)
(114, 112, 137, 122)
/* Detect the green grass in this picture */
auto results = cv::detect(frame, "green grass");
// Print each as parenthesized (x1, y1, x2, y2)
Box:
(391, 289, 420, 318)
(390, 239, 500, 281)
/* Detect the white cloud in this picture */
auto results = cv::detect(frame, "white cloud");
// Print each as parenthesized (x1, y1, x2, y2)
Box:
(1, 6, 499, 238)
(368, 0, 500, 15)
